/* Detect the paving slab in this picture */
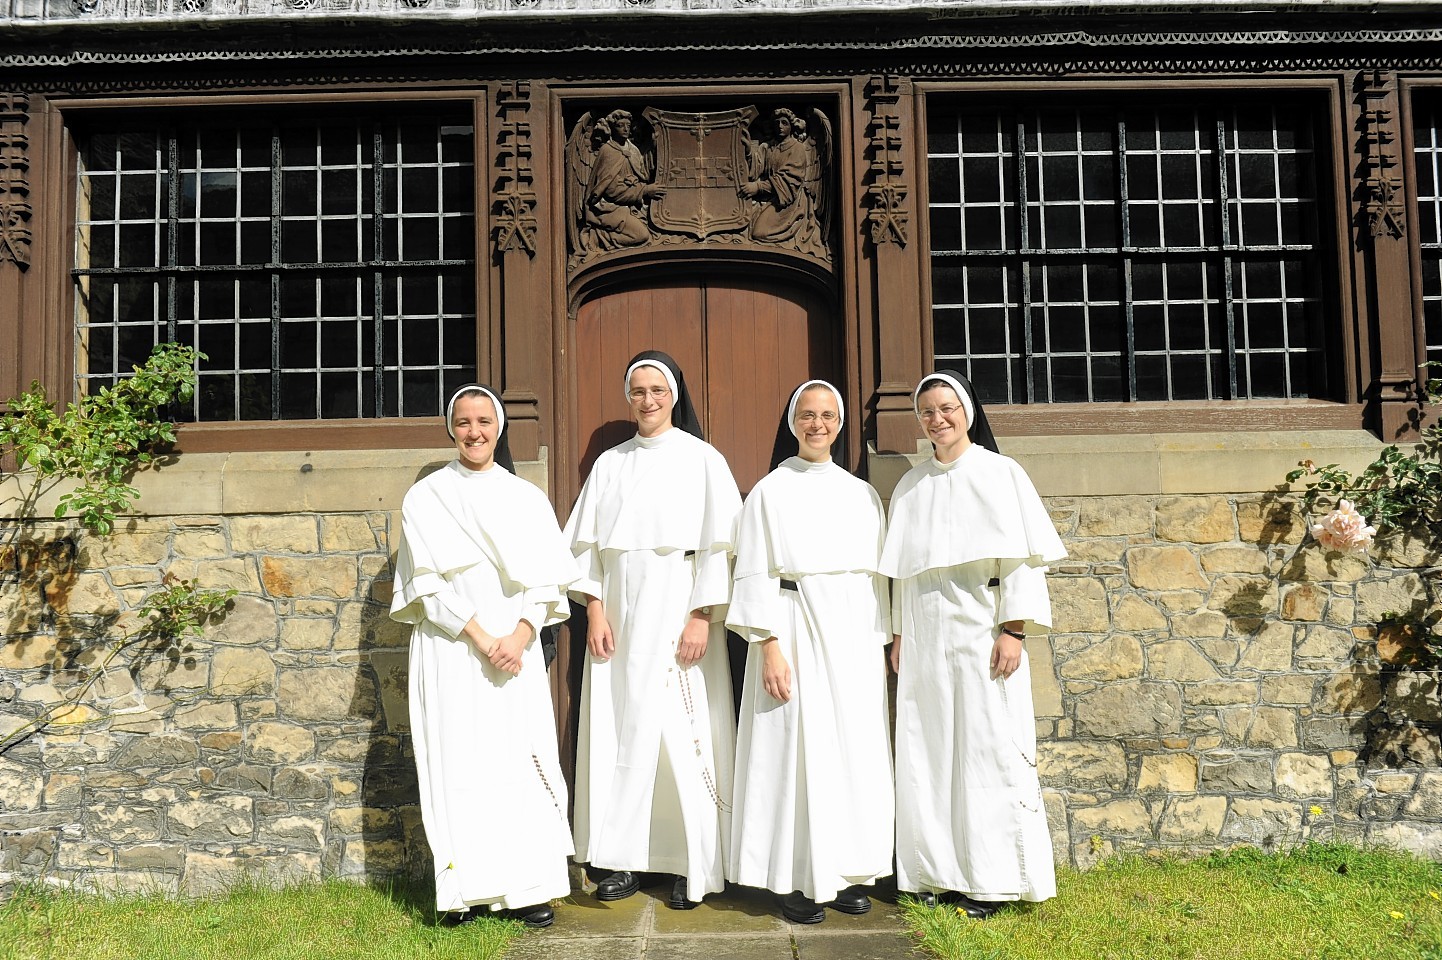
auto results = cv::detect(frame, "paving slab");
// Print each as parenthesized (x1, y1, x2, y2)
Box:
(649, 885, 788, 935)
(793, 929, 920, 959)
(546, 890, 653, 936)
(504, 936, 645, 960)
(645, 934, 797, 960)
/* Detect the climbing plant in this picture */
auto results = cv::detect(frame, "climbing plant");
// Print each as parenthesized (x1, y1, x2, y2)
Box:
(2, 341, 200, 536)
(1285, 361, 1442, 539)
(1, 343, 235, 753)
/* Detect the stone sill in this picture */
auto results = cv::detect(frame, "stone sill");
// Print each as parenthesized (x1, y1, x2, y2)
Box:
(0, 429, 1389, 520)
(0, 446, 548, 520)
(867, 429, 1389, 501)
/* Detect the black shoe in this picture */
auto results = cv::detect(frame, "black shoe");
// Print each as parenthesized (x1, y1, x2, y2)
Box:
(948, 892, 999, 919)
(780, 890, 826, 924)
(667, 875, 698, 910)
(595, 870, 640, 902)
(504, 903, 555, 928)
(909, 890, 939, 909)
(826, 885, 872, 916)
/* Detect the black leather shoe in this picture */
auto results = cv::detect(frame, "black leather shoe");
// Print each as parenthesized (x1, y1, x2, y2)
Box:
(909, 890, 938, 909)
(780, 890, 825, 924)
(826, 885, 872, 915)
(595, 870, 640, 902)
(951, 892, 1001, 918)
(505, 903, 555, 928)
(667, 875, 698, 910)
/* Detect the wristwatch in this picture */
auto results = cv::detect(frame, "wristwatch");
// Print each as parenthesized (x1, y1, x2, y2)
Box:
(1000, 626, 1026, 641)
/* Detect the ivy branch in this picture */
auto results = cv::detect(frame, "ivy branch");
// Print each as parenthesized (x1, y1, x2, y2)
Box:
(1285, 361, 1442, 537)
(1, 342, 200, 536)
(0, 574, 236, 756)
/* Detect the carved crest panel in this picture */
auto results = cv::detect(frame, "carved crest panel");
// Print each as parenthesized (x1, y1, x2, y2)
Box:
(565, 101, 834, 276)
(644, 106, 756, 239)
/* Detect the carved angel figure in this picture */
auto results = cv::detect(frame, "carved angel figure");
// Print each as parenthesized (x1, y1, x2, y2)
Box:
(740, 107, 831, 260)
(566, 109, 666, 257)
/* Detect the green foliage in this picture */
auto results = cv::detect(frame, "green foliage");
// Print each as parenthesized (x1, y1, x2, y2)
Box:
(902, 843, 1442, 960)
(0, 342, 200, 535)
(1285, 362, 1442, 537)
(138, 574, 237, 641)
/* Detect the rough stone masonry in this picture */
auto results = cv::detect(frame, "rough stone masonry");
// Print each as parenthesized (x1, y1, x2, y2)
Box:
(1, 492, 1440, 895)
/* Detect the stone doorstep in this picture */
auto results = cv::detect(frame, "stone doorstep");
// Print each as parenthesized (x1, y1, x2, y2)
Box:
(506, 884, 915, 959)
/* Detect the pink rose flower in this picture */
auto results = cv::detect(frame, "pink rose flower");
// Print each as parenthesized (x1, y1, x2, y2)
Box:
(1311, 500, 1376, 555)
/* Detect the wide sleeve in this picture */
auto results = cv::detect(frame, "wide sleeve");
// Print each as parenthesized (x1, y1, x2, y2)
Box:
(418, 591, 476, 639)
(727, 573, 784, 643)
(688, 546, 731, 621)
(389, 517, 478, 633)
(563, 466, 607, 603)
(995, 557, 1053, 632)
(518, 584, 570, 638)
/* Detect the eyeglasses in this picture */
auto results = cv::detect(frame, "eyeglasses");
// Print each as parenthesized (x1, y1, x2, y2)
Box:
(795, 411, 839, 424)
(628, 386, 671, 402)
(917, 404, 962, 421)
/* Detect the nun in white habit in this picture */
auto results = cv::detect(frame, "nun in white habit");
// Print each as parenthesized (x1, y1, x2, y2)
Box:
(727, 380, 894, 925)
(879, 370, 1067, 917)
(565, 350, 743, 910)
(390, 385, 578, 928)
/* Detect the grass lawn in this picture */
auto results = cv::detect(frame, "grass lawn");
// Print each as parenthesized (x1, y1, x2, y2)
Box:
(0, 878, 520, 960)
(3, 844, 1440, 959)
(904, 843, 1442, 960)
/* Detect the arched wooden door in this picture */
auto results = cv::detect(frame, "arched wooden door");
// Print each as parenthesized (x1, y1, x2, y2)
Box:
(573, 274, 838, 494)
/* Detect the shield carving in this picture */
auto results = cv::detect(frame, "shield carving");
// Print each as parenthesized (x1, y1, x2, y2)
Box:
(643, 106, 758, 239)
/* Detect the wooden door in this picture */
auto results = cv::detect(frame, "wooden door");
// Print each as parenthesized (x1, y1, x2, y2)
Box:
(573, 274, 836, 493)
(556, 273, 838, 801)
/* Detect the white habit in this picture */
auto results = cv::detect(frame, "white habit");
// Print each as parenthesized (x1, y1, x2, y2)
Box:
(727, 457, 894, 903)
(565, 427, 742, 902)
(879, 444, 1067, 903)
(390, 460, 577, 913)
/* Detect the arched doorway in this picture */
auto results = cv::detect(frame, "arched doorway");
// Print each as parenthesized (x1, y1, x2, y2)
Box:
(572, 273, 839, 494)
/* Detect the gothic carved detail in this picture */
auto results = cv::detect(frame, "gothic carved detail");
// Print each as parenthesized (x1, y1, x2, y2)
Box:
(564, 104, 832, 274)
(1355, 69, 1405, 240)
(864, 74, 907, 247)
(493, 80, 538, 257)
(0, 93, 31, 269)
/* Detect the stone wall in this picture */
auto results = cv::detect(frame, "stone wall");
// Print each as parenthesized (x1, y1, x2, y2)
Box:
(1, 486, 1440, 896)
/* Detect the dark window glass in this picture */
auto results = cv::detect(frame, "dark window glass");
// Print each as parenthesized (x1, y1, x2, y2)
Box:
(1414, 94, 1442, 370)
(74, 108, 477, 421)
(927, 95, 1329, 402)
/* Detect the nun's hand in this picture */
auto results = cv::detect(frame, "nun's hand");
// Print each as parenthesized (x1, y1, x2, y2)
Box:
(586, 599, 615, 660)
(489, 622, 530, 676)
(463, 619, 498, 660)
(991, 630, 1023, 680)
(676, 612, 709, 668)
(889, 634, 901, 675)
(761, 638, 791, 703)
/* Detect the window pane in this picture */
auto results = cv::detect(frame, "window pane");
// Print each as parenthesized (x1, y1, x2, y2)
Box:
(74, 110, 477, 422)
(927, 94, 1330, 405)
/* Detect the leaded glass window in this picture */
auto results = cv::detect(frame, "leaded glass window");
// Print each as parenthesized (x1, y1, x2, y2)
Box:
(73, 108, 477, 421)
(927, 97, 1332, 405)
(1415, 94, 1442, 370)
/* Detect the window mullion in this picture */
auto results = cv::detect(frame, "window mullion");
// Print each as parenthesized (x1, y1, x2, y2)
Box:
(270, 127, 283, 420)
(1016, 113, 1036, 404)
(1217, 114, 1239, 400)
(1118, 111, 1137, 402)
(372, 124, 387, 419)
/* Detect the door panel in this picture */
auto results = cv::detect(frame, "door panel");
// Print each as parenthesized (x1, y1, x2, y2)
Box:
(573, 274, 835, 494)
